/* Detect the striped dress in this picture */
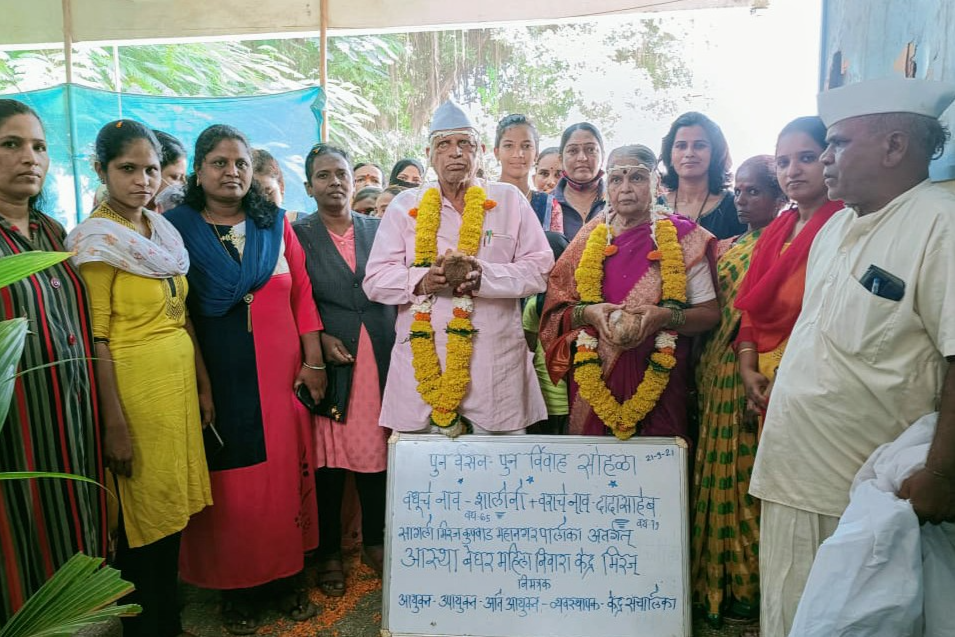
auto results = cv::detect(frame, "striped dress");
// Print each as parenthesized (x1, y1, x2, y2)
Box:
(0, 211, 106, 622)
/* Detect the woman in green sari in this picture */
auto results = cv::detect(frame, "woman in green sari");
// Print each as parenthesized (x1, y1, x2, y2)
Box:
(691, 155, 786, 629)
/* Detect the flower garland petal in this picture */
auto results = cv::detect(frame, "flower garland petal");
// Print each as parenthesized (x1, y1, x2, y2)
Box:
(408, 185, 490, 433)
(571, 216, 687, 439)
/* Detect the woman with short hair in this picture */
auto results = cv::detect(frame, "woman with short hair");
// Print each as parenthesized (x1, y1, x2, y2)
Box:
(660, 111, 747, 240)
(294, 143, 397, 593)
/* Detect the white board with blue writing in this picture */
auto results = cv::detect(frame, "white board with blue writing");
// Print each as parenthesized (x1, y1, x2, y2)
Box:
(382, 434, 690, 637)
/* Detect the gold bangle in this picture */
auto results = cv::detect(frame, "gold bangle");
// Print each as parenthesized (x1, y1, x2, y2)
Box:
(572, 304, 588, 329)
(302, 361, 327, 371)
(737, 347, 757, 355)
(666, 307, 686, 329)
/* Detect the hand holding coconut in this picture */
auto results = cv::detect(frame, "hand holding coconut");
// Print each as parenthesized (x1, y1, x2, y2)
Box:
(415, 249, 482, 296)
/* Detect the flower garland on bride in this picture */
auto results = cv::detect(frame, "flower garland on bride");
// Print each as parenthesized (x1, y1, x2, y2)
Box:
(408, 185, 496, 436)
(572, 210, 687, 439)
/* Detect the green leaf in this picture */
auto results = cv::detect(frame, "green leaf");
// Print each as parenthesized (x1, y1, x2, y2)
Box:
(0, 317, 28, 430)
(0, 471, 104, 488)
(0, 553, 140, 637)
(0, 252, 72, 290)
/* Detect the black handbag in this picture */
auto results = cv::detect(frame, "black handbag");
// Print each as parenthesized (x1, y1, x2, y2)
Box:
(296, 362, 353, 423)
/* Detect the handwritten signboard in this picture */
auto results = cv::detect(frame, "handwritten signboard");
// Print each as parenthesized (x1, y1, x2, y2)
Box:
(381, 434, 690, 637)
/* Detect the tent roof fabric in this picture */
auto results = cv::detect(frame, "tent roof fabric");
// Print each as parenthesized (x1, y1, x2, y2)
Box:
(4, 0, 751, 47)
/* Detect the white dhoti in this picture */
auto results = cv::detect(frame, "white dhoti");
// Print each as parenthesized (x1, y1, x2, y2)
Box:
(759, 500, 839, 637)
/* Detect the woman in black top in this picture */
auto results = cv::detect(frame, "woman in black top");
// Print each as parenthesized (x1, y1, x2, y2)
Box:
(660, 112, 747, 240)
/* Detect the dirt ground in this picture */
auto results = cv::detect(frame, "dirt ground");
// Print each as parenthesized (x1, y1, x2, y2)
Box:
(180, 549, 751, 637)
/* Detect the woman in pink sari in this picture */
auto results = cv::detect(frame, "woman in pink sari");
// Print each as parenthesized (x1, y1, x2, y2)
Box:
(540, 145, 719, 440)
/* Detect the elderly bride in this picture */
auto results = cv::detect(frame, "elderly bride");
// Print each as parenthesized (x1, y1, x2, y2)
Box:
(540, 144, 719, 440)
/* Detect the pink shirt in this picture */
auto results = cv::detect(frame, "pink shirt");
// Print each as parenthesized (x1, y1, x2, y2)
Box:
(363, 181, 553, 432)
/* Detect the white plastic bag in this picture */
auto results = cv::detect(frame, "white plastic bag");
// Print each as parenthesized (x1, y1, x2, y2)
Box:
(789, 413, 955, 637)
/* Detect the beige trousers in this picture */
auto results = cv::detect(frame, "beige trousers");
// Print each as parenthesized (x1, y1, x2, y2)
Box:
(759, 500, 840, 637)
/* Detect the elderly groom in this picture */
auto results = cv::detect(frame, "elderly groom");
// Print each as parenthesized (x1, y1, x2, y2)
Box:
(750, 78, 955, 637)
(364, 99, 553, 436)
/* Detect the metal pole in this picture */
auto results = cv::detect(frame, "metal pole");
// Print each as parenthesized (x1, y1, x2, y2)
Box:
(62, 0, 73, 84)
(320, 0, 329, 142)
(62, 0, 83, 225)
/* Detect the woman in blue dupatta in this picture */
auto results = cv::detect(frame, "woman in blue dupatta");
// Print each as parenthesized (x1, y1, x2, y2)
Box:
(165, 125, 326, 634)
(540, 145, 719, 441)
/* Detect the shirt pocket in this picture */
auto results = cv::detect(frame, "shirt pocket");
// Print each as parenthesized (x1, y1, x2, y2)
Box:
(822, 276, 901, 364)
(479, 232, 517, 263)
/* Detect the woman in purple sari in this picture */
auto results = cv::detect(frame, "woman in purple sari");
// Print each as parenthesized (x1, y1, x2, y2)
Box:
(540, 145, 718, 440)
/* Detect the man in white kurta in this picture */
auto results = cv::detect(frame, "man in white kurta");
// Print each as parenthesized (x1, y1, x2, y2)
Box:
(750, 78, 955, 637)
(364, 100, 552, 434)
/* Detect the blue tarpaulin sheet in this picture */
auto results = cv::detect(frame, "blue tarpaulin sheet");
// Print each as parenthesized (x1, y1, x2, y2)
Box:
(6, 84, 325, 228)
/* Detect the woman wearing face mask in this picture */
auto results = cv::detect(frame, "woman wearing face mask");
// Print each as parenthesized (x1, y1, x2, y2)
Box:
(660, 112, 747, 240)
(553, 122, 607, 240)
(293, 143, 397, 594)
(735, 117, 842, 434)
(388, 158, 424, 188)
(541, 144, 719, 442)
(68, 120, 213, 637)
(165, 125, 324, 633)
(0, 100, 106, 624)
(493, 114, 563, 234)
(533, 147, 561, 194)
(691, 155, 787, 631)
(150, 130, 187, 213)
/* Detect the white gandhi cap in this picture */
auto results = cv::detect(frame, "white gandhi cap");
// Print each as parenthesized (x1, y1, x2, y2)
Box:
(429, 98, 478, 135)
(817, 77, 955, 128)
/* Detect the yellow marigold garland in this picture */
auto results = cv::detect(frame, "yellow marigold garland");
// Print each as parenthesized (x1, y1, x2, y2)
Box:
(573, 214, 687, 439)
(408, 186, 495, 435)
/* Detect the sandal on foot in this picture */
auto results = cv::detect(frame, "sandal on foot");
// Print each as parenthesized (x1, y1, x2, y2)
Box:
(221, 601, 260, 635)
(281, 589, 318, 621)
(316, 555, 345, 597)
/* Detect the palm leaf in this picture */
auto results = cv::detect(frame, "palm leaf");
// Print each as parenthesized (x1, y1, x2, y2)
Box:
(0, 472, 104, 487)
(0, 317, 28, 429)
(0, 252, 72, 290)
(0, 553, 140, 637)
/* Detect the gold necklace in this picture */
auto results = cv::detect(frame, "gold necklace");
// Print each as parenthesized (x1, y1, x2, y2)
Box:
(202, 209, 244, 253)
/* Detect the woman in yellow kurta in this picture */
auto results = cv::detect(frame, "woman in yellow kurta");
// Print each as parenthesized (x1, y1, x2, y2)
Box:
(68, 120, 212, 637)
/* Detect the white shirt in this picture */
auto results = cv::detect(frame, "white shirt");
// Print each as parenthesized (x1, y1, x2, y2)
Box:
(750, 180, 955, 517)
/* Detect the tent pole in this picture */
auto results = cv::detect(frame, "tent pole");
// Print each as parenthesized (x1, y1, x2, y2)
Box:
(62, 0, 83, 226)
(320, 0, 328, 142)
(62, 0, 73, 84)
